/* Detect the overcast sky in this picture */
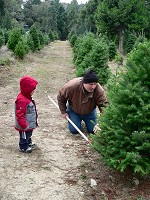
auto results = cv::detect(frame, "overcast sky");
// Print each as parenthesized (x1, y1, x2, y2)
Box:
(59, 0, 88, 4)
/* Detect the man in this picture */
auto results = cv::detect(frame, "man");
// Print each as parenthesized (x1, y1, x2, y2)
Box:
(57, 70, 108, 134)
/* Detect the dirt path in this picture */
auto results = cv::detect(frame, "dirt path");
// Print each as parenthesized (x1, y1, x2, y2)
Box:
(0, 41, 150, 200)
(0, 41, 90, 200)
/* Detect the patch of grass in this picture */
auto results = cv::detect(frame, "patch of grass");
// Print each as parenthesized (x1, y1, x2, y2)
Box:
(80, 174, 87, 180)
(0, 58, 11, 66)
(137, 197, 149, 200)
(42, 166, 52, 171)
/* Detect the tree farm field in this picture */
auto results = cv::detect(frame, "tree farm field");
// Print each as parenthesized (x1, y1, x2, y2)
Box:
(0, 41, 150, 200)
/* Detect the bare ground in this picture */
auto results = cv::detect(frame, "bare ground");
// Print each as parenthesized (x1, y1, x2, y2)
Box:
(0, 41, 150, 200)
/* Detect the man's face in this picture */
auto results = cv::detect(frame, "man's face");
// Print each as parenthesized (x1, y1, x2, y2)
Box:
(83, 82, 97, 92)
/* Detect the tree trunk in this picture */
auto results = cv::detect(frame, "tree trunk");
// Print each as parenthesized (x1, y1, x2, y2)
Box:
(118, 27, 123, 54)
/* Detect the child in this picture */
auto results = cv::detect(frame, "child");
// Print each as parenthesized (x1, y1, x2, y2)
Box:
(15, 76, 38, 153)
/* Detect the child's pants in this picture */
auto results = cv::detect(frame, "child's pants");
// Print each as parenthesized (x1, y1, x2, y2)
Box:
(19, 130, 33, 150)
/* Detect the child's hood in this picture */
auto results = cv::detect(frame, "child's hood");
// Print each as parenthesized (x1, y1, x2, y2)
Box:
(20, 76, 38, 97)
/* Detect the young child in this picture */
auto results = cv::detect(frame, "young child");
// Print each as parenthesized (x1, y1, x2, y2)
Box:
(15, 76, 38, 153)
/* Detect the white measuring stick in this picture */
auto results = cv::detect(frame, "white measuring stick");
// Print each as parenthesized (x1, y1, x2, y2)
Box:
(48, 95, 91, 144)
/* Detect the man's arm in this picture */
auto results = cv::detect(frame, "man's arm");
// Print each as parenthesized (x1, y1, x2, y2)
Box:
(96, 84, 109, 113)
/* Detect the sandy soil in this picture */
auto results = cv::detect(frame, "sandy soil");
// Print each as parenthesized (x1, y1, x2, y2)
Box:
(0, 41, 150, 200)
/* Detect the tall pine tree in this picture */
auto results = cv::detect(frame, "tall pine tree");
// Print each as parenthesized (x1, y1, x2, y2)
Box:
(95, 0, 149, 53)
(92, 41, 150, 175)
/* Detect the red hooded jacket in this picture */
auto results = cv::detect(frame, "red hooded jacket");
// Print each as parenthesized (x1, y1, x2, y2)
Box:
(15, 76, 38, 131)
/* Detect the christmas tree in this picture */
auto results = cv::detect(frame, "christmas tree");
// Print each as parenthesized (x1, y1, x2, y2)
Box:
(92, 41, 150, 175)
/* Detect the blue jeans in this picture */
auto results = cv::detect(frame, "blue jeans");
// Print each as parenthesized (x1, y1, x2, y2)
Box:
(19, 130, 33, 150)
(67, 106, 97, 134)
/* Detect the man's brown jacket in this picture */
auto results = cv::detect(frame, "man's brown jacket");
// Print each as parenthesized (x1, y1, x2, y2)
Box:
(57, 77, 108, 115)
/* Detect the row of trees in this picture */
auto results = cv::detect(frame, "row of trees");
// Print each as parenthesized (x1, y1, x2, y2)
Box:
(91, 40, 150, 176)
(68, 25, 150, 176)
(69, 32, 112, 85)
(6, 25, 58, 59)
(67, 0, 150, 175)
(0, 0, 149, 54)
(77, 0, 149, 54)
(0, 0, 70, 40)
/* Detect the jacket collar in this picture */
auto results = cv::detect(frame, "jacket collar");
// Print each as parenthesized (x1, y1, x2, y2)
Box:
(81, 84, 94, 103)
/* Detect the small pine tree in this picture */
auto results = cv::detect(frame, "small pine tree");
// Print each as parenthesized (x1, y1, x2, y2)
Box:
(89, 38, 110, 85)
(48, 30, 54, 42)
(74, 34, 110, 85)
(91, 41, 150, 176)
(43, 34, 50, 45)
(69, 33, 78, 47)
(0, 29, 5, 47)
(7, 28, 22, 52)
(14, 37, 29, 59)
(68, 30, 76, 41)
(72, 36, 82, 61)
(74, 32, 96, 67)
(38, 31, 44, 48)
(133, 35, 147, 50)
(53, 31, 59, 40)
(26, 33, 34, 51)
(109, 41, 117, 61)
(124, 31, 137, 54)
(4, 29, 9, 44)
(29, 25, 40, 52)
(0, 35, 4, 48)
(74, 33, 98, 77)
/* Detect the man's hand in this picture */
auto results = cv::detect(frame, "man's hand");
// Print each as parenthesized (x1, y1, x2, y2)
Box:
(94, 124, 101, 133)
(62, 113, 69, 119)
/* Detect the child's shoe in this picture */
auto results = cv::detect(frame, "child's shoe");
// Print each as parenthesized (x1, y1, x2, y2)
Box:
(29, 142, 37, 150)
(19, 146, 32, 153)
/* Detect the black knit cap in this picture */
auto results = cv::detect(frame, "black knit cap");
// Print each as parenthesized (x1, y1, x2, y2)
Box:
(83, 70, 98, 83)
